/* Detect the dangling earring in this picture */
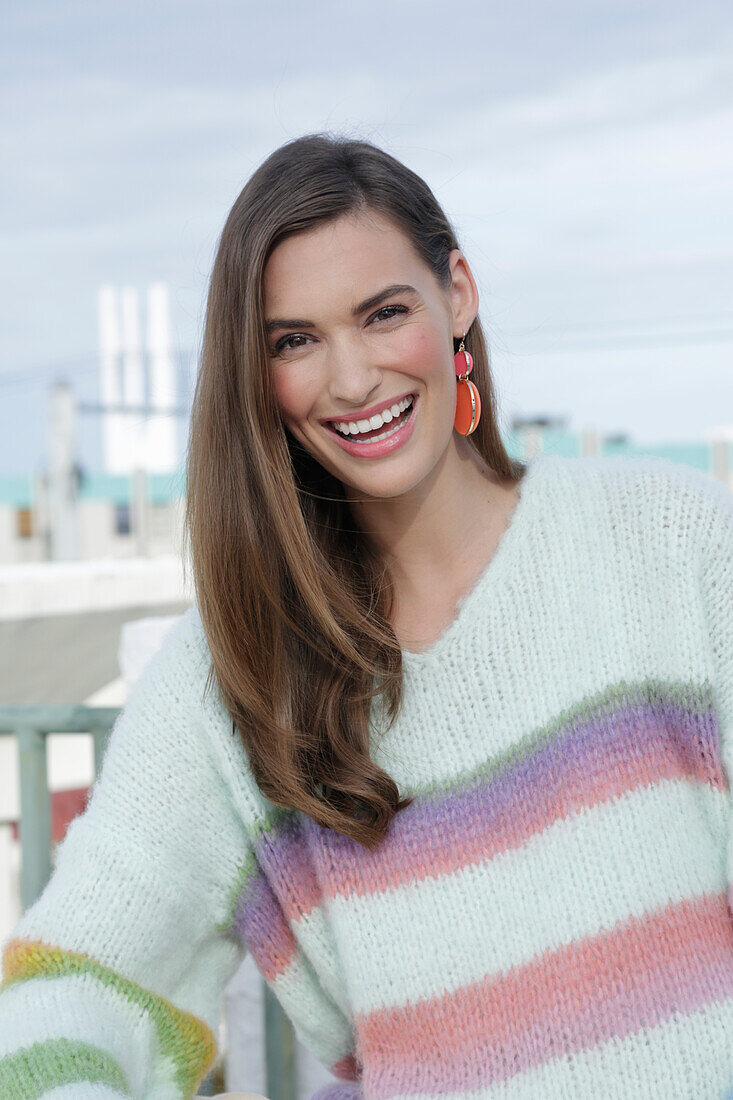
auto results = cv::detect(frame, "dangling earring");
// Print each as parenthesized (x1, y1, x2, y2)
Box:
(453, 334, 482, 436)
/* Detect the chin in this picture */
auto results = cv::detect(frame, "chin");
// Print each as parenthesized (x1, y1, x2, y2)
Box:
(336, 457, 437, 501)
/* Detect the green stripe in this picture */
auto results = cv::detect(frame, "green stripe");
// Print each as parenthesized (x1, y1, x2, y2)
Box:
(216, 849, 258, 933)
(402, 676, 717, 802)
(1, 940, 217, 1097)
(220, 675, 717, 929)
(0, 1037, 129, 1099)
(253, 675, 716, 823)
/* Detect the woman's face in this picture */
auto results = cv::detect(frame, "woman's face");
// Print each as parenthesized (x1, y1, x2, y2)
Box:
(264, 208, 478, 501)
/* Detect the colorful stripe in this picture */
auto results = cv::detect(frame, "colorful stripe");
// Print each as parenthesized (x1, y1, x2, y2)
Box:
(227, 679, 722, 970)
(311, 1083, 362, 1100)
(27, 1085, 129, 1100)
(309, 1053, 363, 1100)
(222, 676, 732, 1094)
(0, 1037, 128, 1099)
(1, 939, 216, 1096)
(356, 891, 733, 1093)
(269, 679, 719, 903)
(231, 861, 299, 983)
(330, 1052, 362, 1080)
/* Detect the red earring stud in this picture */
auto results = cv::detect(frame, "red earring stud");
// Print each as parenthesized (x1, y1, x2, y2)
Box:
(453, 335, 481, 436)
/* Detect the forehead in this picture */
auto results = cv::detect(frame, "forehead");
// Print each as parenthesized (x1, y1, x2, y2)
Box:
(263, 210, 425, 306)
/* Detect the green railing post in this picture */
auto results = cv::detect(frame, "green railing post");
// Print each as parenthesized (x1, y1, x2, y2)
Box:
(264, 981, 297, 1100)
(0, 705, 299, 1098)
(0, 707, 119, 909)
(92, 725, 111, 780)
(15, 725, 51, 912)
(196, 1069, 217, 1096)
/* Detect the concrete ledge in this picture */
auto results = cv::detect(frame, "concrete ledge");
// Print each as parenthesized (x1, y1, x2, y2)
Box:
(0, 555, 192, 620)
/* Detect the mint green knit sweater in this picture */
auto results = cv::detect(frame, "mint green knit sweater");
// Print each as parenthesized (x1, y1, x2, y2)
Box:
(1, 452, 732, 1100)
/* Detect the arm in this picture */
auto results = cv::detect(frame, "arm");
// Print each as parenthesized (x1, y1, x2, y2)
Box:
(697, 472, 733, 749)
(695, 471, 733, 911)
(0, 607, 253, 1099)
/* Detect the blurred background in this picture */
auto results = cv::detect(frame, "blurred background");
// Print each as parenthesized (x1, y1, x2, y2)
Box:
(1, 0, 732, 1093)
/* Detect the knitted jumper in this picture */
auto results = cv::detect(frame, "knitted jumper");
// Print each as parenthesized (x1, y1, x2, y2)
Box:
(1, 452, 732, 1100)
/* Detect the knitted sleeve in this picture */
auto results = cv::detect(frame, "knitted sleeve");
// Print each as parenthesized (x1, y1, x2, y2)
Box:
(0, 607, 253, 1099)
(698, 472, 733, 730)
(695, 470, 733, 895)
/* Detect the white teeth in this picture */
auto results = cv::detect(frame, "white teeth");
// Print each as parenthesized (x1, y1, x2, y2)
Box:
(351, 417, 406, 444)
(331, 395, 413, 436)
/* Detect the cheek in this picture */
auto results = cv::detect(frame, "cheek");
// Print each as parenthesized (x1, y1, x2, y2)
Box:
(396, 325, 450, 386)
(271, 367, 318, 423)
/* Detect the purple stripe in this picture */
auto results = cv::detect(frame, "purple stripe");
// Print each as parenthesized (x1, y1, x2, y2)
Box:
(249, 693, 720, 902)
(310, 1083, 362, 1100)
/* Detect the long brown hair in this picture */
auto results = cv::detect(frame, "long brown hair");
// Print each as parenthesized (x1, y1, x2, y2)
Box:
(183, 132, 524, 850)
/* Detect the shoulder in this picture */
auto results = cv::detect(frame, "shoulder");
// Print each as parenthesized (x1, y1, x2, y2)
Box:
(101, 604, 212, 761)
(542, 452, 732, 560)
(128, 601, 284, 822)
(548, 449, 718, 498)
(125, 603, 211, 702)
(94, 601, 273, 832)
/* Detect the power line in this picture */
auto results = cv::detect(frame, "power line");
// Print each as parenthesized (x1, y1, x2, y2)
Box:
(510, 327, 733, 354)
(2, 317, 733, 387)
(0, 359, 99, 389)
(0, 349, 195, 392)
(512, 309, 733, 335)
(78, 403, 189, 417)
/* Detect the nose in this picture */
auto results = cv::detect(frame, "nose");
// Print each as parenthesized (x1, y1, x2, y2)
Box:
(326, 345, 383, 411)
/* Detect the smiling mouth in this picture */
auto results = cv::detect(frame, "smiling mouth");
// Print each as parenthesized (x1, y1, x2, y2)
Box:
(326, 394, 415, 443)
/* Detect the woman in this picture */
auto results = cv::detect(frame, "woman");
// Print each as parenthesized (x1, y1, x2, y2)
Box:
(1, 132, 732, 1100)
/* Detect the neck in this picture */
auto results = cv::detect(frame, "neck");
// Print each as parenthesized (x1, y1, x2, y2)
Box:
(344, 434, 514, 599)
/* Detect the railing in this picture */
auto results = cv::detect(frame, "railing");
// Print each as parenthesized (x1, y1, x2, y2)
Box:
(0, 706, 296, 1100)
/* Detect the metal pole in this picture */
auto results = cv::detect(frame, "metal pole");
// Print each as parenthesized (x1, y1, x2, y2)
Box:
(92, 726, 111, 780)
(711, 436, 731, 487)
(16, 726, 52, 911)
(132, 467, 150, 557)
(263, 983, 297, 1100)
(48, 381, 79, 561)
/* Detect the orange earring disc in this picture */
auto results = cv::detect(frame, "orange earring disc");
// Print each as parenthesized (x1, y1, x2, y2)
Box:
(454, 379, 481, 435)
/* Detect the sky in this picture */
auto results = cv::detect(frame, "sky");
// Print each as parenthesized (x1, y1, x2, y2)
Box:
(2, 0, 732, 477)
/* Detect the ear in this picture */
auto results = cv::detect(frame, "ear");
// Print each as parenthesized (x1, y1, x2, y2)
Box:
(447, 249, 479, 339)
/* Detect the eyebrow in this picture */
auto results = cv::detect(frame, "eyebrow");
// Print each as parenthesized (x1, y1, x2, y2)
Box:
(264, 283, 419, 334)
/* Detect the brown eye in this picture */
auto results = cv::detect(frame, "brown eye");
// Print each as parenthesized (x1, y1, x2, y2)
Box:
(372, 305, 408, 323)
(273, 333, 311, 354)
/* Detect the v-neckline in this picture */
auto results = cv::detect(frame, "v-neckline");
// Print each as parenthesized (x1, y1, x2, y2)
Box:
(399, 453, 547, 667)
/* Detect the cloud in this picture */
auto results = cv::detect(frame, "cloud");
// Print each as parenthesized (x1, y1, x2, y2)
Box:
(1, 4, 732, 469)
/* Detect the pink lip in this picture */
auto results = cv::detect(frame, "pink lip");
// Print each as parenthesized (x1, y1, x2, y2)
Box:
(319, 390, 417, 427)
(322, 394, 418, 459)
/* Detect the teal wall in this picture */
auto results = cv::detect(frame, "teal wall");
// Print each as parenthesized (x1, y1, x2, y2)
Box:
(1, 435, 730, 508)
(0, 467, 187, 507)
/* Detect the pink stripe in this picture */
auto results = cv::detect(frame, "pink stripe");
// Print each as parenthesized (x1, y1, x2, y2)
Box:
(231, 688, 723, 985)
(232, 864, 299, 981)
(249, 692, 721, 918)
(331, 1052, 362, 1080)
(356, 892, 733, 1096)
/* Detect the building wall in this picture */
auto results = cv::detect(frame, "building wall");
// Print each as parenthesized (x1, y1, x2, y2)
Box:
(0, 497, 184, 565)
(0, 430, 730, 566)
